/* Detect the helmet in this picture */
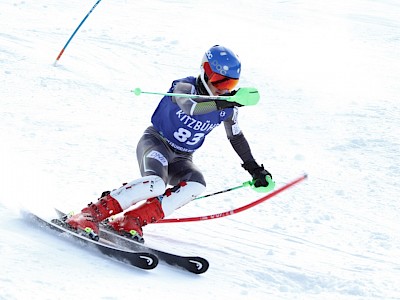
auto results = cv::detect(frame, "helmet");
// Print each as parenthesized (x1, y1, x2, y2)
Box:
(200, 45, 241, 93)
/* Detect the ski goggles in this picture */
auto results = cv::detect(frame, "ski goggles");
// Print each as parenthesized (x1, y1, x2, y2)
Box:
(203, 62, 239, 91)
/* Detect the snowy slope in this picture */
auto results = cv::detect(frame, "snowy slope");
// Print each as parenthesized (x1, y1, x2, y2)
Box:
(1, 0, 400, 299)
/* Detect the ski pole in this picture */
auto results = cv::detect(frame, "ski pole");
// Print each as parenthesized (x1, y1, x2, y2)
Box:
(194, 180, 253, 200)
(132, 87, 231, 101)
(54, 0, 102, 66)
(132, 87, 260, 106)
(156, 174, 307, 223)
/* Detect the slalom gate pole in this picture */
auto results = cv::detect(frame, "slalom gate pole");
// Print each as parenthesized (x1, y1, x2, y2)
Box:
(53, 0, 102, 66)
(156, 174, 308, 223)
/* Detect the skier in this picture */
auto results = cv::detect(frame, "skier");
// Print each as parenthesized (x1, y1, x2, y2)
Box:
(66, 45, 273, 242)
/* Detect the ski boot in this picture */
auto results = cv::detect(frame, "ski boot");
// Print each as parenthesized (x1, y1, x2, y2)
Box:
(107, 197, 165, 243)
(66, 193, 123, 240)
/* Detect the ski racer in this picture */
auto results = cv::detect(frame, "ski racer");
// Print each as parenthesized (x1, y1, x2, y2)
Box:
(66, 45, 273, 242)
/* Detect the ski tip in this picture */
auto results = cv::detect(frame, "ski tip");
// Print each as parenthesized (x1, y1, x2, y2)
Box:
(136, 252, 159, 269)
(187, 257, 209, 274)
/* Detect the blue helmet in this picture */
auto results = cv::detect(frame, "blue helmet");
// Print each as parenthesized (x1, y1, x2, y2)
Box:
(200, 45, 241, 94)
(202, 45, 241, 79)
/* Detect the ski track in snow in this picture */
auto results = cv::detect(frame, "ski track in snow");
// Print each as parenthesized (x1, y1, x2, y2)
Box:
(1, 0, 400, 299)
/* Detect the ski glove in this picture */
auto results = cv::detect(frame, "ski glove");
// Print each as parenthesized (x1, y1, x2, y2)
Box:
(242, 161, 275, 192)
(214, 90, 241, 109)
(215, 99, 243, 109)
(242, 161, 271, 187)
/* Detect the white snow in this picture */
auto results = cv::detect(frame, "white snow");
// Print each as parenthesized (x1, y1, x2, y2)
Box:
(1, 0, 399, 299)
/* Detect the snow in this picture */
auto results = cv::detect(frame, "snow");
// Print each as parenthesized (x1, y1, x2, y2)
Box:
(1, 0, 399, 299)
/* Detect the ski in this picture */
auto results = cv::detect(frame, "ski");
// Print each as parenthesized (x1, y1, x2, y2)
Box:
(99, 224, 209, 274)
(55, 209, 209, 274)
(24, 211, 158, 270)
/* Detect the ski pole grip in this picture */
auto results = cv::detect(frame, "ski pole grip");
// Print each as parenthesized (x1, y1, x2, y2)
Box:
(249, 176, 275, 193)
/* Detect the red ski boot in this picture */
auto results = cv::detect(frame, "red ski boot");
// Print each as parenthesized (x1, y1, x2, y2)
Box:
(107, 197, 164, 243)
(66, 194, 123, 239)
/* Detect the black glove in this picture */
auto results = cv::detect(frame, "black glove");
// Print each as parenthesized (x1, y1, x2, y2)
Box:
(242, 161, 272, 188)
(215, 100, 243, 109)
(215, 90, 243, 109)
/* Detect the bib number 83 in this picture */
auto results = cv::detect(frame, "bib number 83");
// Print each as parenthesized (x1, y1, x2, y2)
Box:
(173, 128, 204, 146)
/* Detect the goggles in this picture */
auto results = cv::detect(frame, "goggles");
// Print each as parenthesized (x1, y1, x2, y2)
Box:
(203, 62, 239, 91)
